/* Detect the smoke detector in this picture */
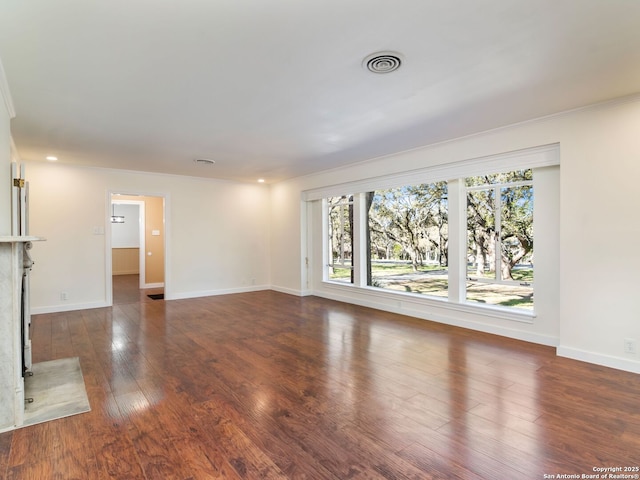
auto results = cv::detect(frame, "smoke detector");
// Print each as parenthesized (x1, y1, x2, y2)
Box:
(363, 52, 403, 74)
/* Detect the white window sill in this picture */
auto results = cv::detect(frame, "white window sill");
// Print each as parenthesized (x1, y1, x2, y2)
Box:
(320, 280, 535, 324)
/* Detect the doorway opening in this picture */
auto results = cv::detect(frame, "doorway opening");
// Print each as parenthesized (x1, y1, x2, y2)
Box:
(108, 193, 166, 305)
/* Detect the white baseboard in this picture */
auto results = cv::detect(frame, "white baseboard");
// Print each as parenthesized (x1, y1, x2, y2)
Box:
(143, 282, 164, 289)
(557, 346, 640, 374)
(270, 285, 308, 296)
(167, 284, 269, 301)
(32, 285, 273, 312)
(31, 301, 110, 315)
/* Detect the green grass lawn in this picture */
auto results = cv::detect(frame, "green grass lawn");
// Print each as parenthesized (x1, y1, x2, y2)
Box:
(371, 263, 445, 275)
(329, 262, 445, 279)
(467, 267, 533, 282)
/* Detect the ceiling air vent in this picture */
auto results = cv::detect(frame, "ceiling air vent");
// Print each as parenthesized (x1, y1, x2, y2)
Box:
(194, 158, 216, 165)
(363, 52, 403, 74)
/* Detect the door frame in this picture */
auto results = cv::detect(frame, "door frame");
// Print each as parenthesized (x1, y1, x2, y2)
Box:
(105, 190, 170, 306)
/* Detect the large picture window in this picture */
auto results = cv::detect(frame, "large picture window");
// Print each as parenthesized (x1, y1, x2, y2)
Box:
(465, 170, 534, 309)
(314, 144, 558, 317)
(366, 182, 448, 297)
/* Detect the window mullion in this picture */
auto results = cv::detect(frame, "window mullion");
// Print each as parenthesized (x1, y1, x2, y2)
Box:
(448, 179, 465, 304)
(353, 193, 367, 287)
(339, 203, 345, 265)
(494, 186, 502, 282)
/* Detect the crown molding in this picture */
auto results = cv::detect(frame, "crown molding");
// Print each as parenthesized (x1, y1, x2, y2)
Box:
(303, 143, 559, 201)
(0, 58, 16, 119)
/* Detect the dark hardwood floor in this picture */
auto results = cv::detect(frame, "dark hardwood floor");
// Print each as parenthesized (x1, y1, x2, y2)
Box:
(1, 278, 639, 479)
(112, 274, 163, 305)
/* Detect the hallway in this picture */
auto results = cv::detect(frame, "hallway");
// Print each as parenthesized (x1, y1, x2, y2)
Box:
(112, 274, 163, 305)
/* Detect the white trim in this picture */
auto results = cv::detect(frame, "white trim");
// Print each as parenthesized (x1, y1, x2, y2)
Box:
(301, 200, 313, 293)
(271, 285, 308, 296)
(319, 281, 535, 323)
(303, 143, 559, 201)
(104, 193, 113, 306)
(313, 287, 555, 347)
(143, 282, 164, 289)
(168, 284, 270, 301)
(36, 160, 261, 186)
(31, 301, 110, 315)
(321, 199, 329, 282)
(106, 191, 169, 305)
(557, 346, 640, 374)
(140, 201, 146, 287)
(10, 163, 18, 236)
(0, 58, 15, 119)
(10, 137, 20, 162)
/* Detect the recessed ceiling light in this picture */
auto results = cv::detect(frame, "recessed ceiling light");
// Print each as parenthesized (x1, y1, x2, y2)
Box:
(257, 178, 265, 183)
(46, 156, 58, 161)
(193, 158, 216, 165)
(363, 52, 403, 74)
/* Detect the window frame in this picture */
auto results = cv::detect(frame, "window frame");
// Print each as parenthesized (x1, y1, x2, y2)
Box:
(465, 179, 534, 287)
(365, 181, 450, 298)
(308, 144, 559, 322)
(324, 195, 354, 283)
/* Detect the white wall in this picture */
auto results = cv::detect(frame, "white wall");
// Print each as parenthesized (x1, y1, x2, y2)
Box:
(269, 181, 307, 296)
(0, 104, 10, 236)
(111, 204, 140, 248)
(270, 95, 640, 373)
(26, 163, 271, 312)
(556, 100, 640, 371)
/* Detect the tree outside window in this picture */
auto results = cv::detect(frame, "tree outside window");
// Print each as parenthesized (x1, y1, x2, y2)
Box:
(323, 168, 535, 311)
(466, 170, 533, 309)
(366, 182, 448, 297)
(327, 195, 353, 283)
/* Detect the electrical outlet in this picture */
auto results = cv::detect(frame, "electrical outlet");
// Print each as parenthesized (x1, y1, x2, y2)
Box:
(60, 292, 68, 301)
(624, 338, 636, 354)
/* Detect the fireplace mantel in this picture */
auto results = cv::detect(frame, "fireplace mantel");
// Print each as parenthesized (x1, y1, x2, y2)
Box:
(0, 236, 45, 243)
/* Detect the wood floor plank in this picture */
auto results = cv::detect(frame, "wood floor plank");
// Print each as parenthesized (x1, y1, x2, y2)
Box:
(0, 432, 11, 480)
(193, 395, 338, 479)
(5, 447, 99, 480)
(90, 432, 147, 480)
(1, 279, 638, 479)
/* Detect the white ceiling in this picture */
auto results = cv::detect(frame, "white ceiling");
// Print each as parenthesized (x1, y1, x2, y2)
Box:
(1, 1, 640, 184)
